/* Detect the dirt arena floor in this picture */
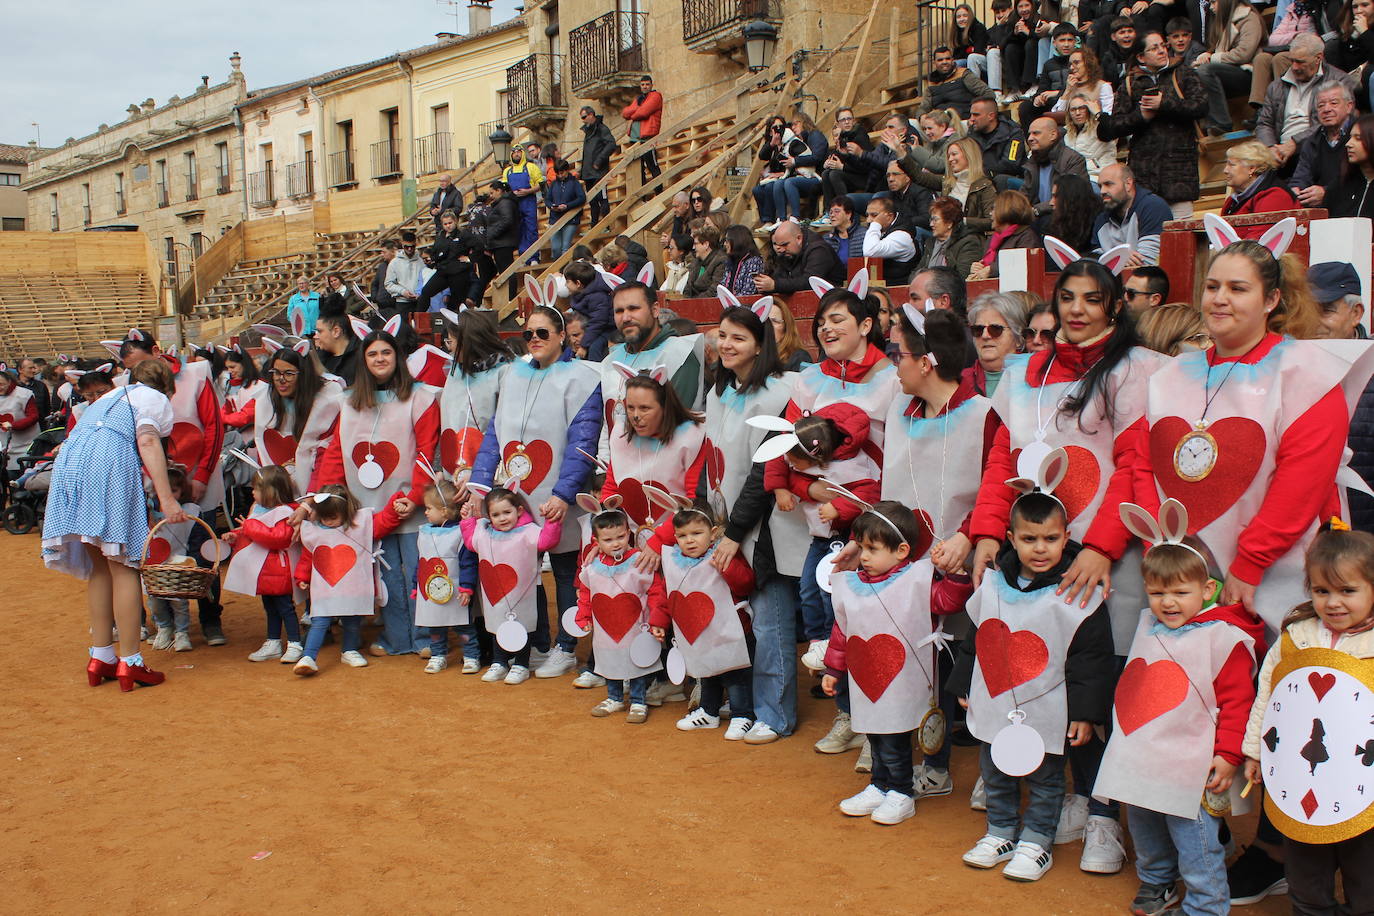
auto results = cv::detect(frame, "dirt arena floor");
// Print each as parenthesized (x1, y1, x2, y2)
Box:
(5, 535, 1291, 914)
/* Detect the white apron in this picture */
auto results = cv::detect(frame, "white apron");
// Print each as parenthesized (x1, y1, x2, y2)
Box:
(298, 509, 381, 617)
(252, 382, 345, 495)
(798, 450, 880, 538)
(789, 361, 901, 452)
(223, 504, 298, 596)
(468, 519, 543, 634)
(661, 544, 751, 677)
(599, 334, 706, 453)
(415, 523, 469, 627)
(439, 362, 508, 476)
(0, 385, 39, 463)
(965, 572, 1094, 757)
(1147, 338, 1374, 634)
(883, 392, 992, 544)
(227, 379, 266, 415)
(831, 559, 938, 735)
(337, 384, 439, 534)
(607, 420, 706, 529)
(581, 553, 663, 681)
(166, 359, 225, 513)
(1093, 609, 1255, 819)
(490, 357, 602, 554)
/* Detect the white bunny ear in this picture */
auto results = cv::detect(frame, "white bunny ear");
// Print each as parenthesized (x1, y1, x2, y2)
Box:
(290, 311, 306, 337)
(64, 369, 85, 383)
(574, 446, 610, 473)
(101, 340, 123, 359)
(524, 274, 545, 308)
(637, 261, 655, 286)
(750, 295, 773, 321)
(439, 307, 462, 326)
(1042, 236, 1083, 270)
(745, 414, 797, 433)
(382, 314, 403, 337)
(466, 482, 492, 499)
(1256, 217, 1297, 259)
(127, 328, 145, 341)
(1004, 475, 1038, 494)
(253, 323, 285, 339)
(1158, 498, 1190, 543)
(847, 269, 869, 299)
(349, 317, 372, 341)
(716, 284, 743, 311)
(751, 433, 801, 463)
(216, 344, 232, 355)
(1203, 213, 1242, 252)
(643, 483, 679, 513)
(602, 494, 623, 511)
(648, 364, 669, 385)
(808, 277, 834, 297)
(1098, 244, 1134, 276)
(901, 301, 926, 334)
(611, 360, 639, 381)
(58, 353, 69, 362)
(543, 277, 558, 308)
(96, 362, 113, 373)
(576, 493, 602, 515)
(292, 339, 311, 356)
(817, 477, 874, 512)
(1119, 502, 1165, 546)
(228, 447, 263, 470)
(261, 337, 283, 353)
(1040, 447, 1070, 494)
(600, 269, 626, 290)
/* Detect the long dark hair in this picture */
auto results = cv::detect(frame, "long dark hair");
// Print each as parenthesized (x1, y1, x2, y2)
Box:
(193, 345, 225, 379)
(225, 346, 259, 386)
(716, 306, 783, 395)
(723, 224, 762, 263)
(1047, 175, 1102, 253)
(349, 330, 416, 411)
(444, 308, 514, 377)
(622, 374, 703, 442)
(1048, 260, 1140, 427)
(266, 347, 325, 439)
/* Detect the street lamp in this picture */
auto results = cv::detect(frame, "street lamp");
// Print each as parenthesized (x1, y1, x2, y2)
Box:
(743, 20, 778, 72)
(488, 125, 513, 162)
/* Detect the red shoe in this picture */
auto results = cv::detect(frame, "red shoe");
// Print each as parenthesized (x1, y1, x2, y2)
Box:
(87, 657, 119, 687)
(116, 659, 166, 692)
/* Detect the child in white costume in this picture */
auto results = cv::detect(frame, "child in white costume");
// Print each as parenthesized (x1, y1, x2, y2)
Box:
(222, 464, 302, 663)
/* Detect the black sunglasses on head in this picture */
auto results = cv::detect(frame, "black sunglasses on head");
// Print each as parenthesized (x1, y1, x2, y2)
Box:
(522, 327, 553, 341)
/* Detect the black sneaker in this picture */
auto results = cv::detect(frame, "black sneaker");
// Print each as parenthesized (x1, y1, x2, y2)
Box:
(1228, 845, 1288, 906)
(1131, 882, 1180, 916)
(202, 623, 227, 647)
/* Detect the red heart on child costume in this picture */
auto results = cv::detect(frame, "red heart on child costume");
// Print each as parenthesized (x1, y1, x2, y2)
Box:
(617, 477, 669, 527)
(168, 422, 205, 469)
(350, 440, 400, 480)
(419, 556, 449, 584)
(592, 593, 643, 643)
(669, 591, 715, 644)
(702, 440, 726, 489)
(1008, 444, 1100, 523)
(846, 634, 907, 702)
(1149, 416, 1266, 531)
(440, 426, 482, 475)
(0, 414, 13, 427)
(976, 619, 1049, 697)
(146, 537, 172, 565)
(260, 428, 298, 467)
(501, 439, 553, 491)
(1309, 671, 1336, 701)
(479, 560, 519, 605)
(314, 545, 357, 587)
(1114, 657, 1190, 734)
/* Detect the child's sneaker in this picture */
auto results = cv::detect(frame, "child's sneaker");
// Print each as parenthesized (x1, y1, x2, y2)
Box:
(573, 670, 605, 688)
(203, 623, 226, 646)
(504, 665, 531, 685)
(151, 627, 174, 651)
(645, 679, 686, 706)
(724, 717, 753, 740)
(248, 639, 283, 662)
(293, 656, 318, 677)
(742, 721, 781, 744)
(814, 711, 864, 753)
(173, 632, 193, 652)
(838, 784, 887, 816)
(912, 764, 953, 799)
(281, 642, 303, 663)
(625, 703, 648, 724)
(871, 790, 917, 825)
(1080, 815, 1126, 873)
(1002, 840, 1053, 882)
(800, 638, 829, 671)
(424, 655, 448, 674)
(461, 657, 481, 674)
(1227, 845, 1288, 905)
(962, 834, 1016, 869)
(341, 650, 368, 668)
(534, 647, 578, 678)
(855, 738, 872, 772)
(970, 776, 987, 811)
(1055, 792, 1090, 844)
(1130, 882, 1181, 916)
(676, 707, 720, 730)
(482, 663, 509, 682)
(591, 698, 626, 717)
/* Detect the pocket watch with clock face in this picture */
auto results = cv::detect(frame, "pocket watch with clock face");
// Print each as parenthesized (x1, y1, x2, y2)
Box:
(1173, 423, 1218, 482)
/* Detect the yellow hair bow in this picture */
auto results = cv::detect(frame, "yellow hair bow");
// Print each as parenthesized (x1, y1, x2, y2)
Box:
(1330, 517, 1351, 532)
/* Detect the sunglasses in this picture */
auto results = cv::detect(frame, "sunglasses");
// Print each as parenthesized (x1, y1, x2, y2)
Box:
(1123, 288, 1151, 298)
(970, 323, 1010, 339)
(522, 327, 553, 342)
(884, 344, 917, 362)
(1027, 328, 1056, 343)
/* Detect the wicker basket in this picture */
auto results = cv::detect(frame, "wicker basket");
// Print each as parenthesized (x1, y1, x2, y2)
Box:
(141, 516, 221, 599)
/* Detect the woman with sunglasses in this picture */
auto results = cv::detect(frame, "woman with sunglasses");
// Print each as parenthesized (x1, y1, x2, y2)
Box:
(472, 305, 603, 681)
(1024, 300, 1057, 352)
(965, 291, 1027, 396)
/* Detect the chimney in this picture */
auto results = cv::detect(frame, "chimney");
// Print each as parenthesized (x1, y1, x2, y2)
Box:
(201, 75, 210, 89)
(229, 51, 243, 80)
(468, 0, 492, 33)
(127, 103, 141, 118)
(142, 98, 157, 113)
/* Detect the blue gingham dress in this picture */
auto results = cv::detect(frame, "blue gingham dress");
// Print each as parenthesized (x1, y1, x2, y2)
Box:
(42, 386, 152, 579)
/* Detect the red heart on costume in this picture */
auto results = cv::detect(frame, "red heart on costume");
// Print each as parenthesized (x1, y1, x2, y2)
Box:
(604, 399, 618, 432)
(168, 422, 205, 470)
(314, 544, 356, 587)
(617, 477, 669, 527)
(1115, 657, 1189, 734)
(1008, 444, 1100, 522)
(847, 633, 906, 702)
(146, 537, 172, 565)
(669, 591, 715, 643)
(592, 592, 643, 642)
(419, 556, 449, 584)
(976, 619, 1049, 697)
(702, 440, 725, 489)
(1150, 416, 1266, 530)
(502, 439, 553, 492)
(350, 440, 400, 480)
(440, 426, 482, 475)
(1309, 671, 1336, 701)
(260, 428, 297, 467)
(0, 414, 13, 427)
(479, 560, 519, 605)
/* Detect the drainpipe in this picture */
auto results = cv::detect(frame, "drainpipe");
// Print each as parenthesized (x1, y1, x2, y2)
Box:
(233, 107, 249, 222)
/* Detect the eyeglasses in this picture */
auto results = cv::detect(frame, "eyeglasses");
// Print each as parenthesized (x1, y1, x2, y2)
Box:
(884, 344, 917, 361)
(1027, 328, 1056, 344)
(522, 327, 553, 342)
(970, 323, 1009, 338)
(1068, 105, 1089, 113)
(269, 369, 299, 380)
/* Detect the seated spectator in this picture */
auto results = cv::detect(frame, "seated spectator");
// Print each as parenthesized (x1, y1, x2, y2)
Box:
(1092, 162, 1173, 265)
(914, 196, 985, 280)
(984, 0, 1016, 94)
(1097, 30, 1208, 217)
(909, 265, 970, 320)
(690, 186, 715, 219)
(1098, 16, 1141, 86)
(1023, 117, 1089, 227)
(565, 311, 587, 359)
(1050, 47, 1116, 118)
(767, 298, 813, 370)
(723, 224, 766, 296)
(965, 291, 1028, 395)
(826, 112, 918, 223)
(1325, 0, 1374, 98)
(1047, 174, 1104, 253)
(1136, 301, 1210, 355)
(952, 4, 991, 78)
(1309, 260, 1365, 339)
(1194, 0, 1266, 135)
(1017, 24, 1081, 128)
(881, 159, 935, 230)
(1166, 16, 1206, 67)
(1024, 299, 1056, 351)
(1249, 0, 1345, 107)
(903, 109, 964, 183)
(1293, 81, 1359, 207)
(820, 108, 876, 210)
(921, 46, 995, 119)
(768, 113, 828, 227)
(563, 260, 614, 359)
(683, 223, 729, 297)
(661, 233, 693, 294)
(862, 197, 920, 286)
(752, 116, 793, 227)
(754, 221, 846, 294)
(968, 189, 1041, 279)
(1256, 33, 1357, 173)
(967, 97, 1028, 188)
(1328, 112, 1374, 218)
(941, 137, 997, 235)
(820, 196, 861, 262)
(1063, 90, 1118, 180)
(1001, 0, 1044, 96)
(617, 235, 650, 280)
(546, 160, 586, 260)
(1124, 265, 1171, 313)
(1220, 140, 1299, 231)
(597, 243, 629, 280)
(661, 190, 691, 248)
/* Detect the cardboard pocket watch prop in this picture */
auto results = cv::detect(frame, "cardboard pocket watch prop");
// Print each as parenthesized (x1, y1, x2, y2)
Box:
(815, 540, 845, 595)
(630, 625, 662, 668)
(496, 613, 528, 652)
(562, 607, 590, 639)
(666, 642, 687, 685)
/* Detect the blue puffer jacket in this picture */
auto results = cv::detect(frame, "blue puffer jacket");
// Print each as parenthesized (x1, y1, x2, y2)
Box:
(1349, 377, 1374, 533)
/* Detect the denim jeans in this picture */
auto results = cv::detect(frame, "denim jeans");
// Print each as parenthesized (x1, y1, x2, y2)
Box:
(965, 53, 988, 79)
(303, 616, 362, 659)
(1127, 803, 1229, 916)
(980, 743, 1065, 848)
(1068, 734, 1119, 818)
(987, 48, 1003, 91)
(798, 536, 838, 642)
(870, 730, 915, 795)
(700, 667, 754, 719)
(550, 221, 579, 260)
(752, 182, 778, 223)
(533, 549, 580, 654)
(607, 674, 651, 704)
(377, 531, 424, 654)
(430, 625, 478, 658)
(770, 175, 822, 220)
(751, 574, 799, 735)
(1285, 830, 1374, 915)
(262, 593, 300, 642)
(150, 596, 190, 633)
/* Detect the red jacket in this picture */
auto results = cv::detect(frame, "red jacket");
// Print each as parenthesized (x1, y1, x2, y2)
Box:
(163, 355, 224, 487)
(823, 560, 974, 675)
(1221, 181, 1298, 240)
(574, 548, 668, 629)
(621, 90, 663, 140)
(764, 401, 880, 532)
(222, 397, 255, 429)
(294, 492, 408, 586)
(229, 509, 295, 595)
(648, 551, 756, 631)
(1167, 601, 1265, 764)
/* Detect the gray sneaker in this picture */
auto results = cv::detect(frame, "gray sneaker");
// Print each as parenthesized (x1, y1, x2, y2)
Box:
(1131, 882, 1181, 916)
(912, 764, 953, 799)
(202, 623, 226, 646)
(814, 712, 865, 754)
(645, 679, 686, 706)
(855, 737, 872, 773)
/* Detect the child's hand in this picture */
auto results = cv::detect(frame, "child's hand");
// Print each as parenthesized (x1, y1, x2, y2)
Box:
(222, 530, 239, 545)
(458, 592, 471, 606)
(958, 697, 969, 710)
(296, 580, 310, 591)
(821, 674, 838, 696)
(650, 625, 666, 640)
(1243, 757, 1262, 786)
(773, 488, 796, 512)
(392, 497, 415, 517)
(460, 500, 474, 519)
(1206, 755, 1237, 793)
(817, 502, 839, 523)
(1066, 721, 1093, 747)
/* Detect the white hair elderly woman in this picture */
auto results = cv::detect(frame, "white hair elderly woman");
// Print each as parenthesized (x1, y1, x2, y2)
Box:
(964, 291, 1027, 396)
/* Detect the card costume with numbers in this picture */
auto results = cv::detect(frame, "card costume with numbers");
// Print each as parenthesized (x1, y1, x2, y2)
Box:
(660, 544, 751, 677)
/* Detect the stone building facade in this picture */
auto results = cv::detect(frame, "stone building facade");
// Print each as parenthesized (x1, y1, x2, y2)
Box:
(0, 144, 33, 231)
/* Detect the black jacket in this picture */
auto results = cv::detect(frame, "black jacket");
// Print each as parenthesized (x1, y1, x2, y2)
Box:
(972, 116, 1028, 179)
(580, 115, 617, 183)
(1328, 174, 1374, 219)
(890, 180, 935, 230)
(429, 228, 487, 303)
(1291, 119, 1355, 194)
(370, 257, 396, 311)
(485, 192, 521, 250)
(22, 379, 50, 421)
(318, 337, 360, 387)
(763, 229, 847, 293)
(922, 68, 995, 118)
(1098, 62, 1208, 204)
(621, 238, 650, 279)
(429, 184, 463, 219)
(1022, 142, 1090, 214)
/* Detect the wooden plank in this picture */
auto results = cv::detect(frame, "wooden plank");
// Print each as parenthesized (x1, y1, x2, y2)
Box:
(841, 0, 884, 110)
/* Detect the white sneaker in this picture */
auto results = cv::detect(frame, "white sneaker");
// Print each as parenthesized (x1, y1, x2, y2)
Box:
(814, 711, 865, 754)
(1003, 840, 1053, 882)
(626, 703, 648, 724)
(970, 776, 987, 811)
(645, 679, 686, 706)
(341, 650, 368, 668)
(424, 655, 448, 674)
(482, 663, 509, 682)
(1080, 815, 1126, 874)
(963, 834, 1017, 869)
(912, 765, 953, 799)
(152, 627, 174, 651)
(871, 790, 917, 825)
(504, 664, 531, 685)
(280, 642, 303, 663)
(535, 647, 578, 678)
(676, 707, 721, 731)
(528, 648, 549, 670)
(839, 784, 888, 816)
(461, 657, 481, 674)
(173, 632, 193, 652)
(743, 721, 781, 744)
(801, 638, 829, 672)
(1055, 793, 1090, 844)
(248, 639, 283, 662)
(591, 698, 626, 717)
(573, 670, 605, 689)
(724, 717, 754, 740)
(855, 738, 872, 773)
(293, 656, 318, 677)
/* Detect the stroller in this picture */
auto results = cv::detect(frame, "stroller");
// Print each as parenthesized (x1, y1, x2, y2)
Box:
(4, 425, 67, 535)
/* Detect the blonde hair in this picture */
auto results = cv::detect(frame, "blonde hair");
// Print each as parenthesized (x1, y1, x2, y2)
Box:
(942, 137, 987, 192)
(596, 243, 627, 269)
(1226, 139, 1278, 173)
(1137, 302, 1207, 355)
(131, 358, 175, 396)
(768, 297, 806, 365)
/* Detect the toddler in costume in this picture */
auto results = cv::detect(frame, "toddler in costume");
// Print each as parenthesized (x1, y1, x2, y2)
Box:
(222, 462, 302, 663)
(146, 466, 202, 653)
(405, 476, 477, 674)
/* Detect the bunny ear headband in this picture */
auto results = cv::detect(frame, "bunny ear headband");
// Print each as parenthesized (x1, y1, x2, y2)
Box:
(636, 261, 655, 286)
(807, 271, 869, 300)
(818, 477, 908, 545)
(524, 274, 559, 311)
(228, 447, 262, 470)
(414, 454, 470, 505)
(290, 310, 306, 338)
(716, 285, 774, 322)
(574, 492, 626, 519)
(1042, 236, 1134, 276)
(100, 340, 124, 359)
(595, 264, 626, 290)
(438, 305, 469, 327)
(1203, 213, 1297, 258)
(898, 303, 938, 366)
(1004, 445, 1070, 509)
(746, 413, 823, 462)
(642, 484, 715, 526)
(1119, 498, 1210, 569)
(253, 323, 285, 340)
(611, 360, 669, 385)
(302, 491, 343, 505)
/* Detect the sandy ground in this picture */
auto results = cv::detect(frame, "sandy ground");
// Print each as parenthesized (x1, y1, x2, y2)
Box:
(4, 534, 1291, 914)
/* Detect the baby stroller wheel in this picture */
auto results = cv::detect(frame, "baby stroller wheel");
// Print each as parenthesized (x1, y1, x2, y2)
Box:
(3, 503, 35, 535)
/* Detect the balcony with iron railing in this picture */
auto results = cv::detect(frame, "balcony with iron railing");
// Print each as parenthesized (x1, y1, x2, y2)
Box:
(681, 0, 781, 53)
(283, 160, 314, 199)
(415, 131, 452, 176)
(478, 119, 504, 159)
(156, 181, 170, 208)
(506, 53, 567, 129)
(216, 166, 231, 194)
(569, 10, 648, 99)
(328, 149, 357, 188)
(371, 139, 402, 180)
(248, 169, 276, 208)
(185, 171, 199, 201)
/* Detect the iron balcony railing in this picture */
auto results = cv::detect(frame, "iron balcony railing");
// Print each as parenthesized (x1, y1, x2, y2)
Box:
(478, 119, 504, 159)
(415, 131, 452, 176)
(216, 166, 231, 194)
(248, 168, 276, 207)
(371, 138, 402, 179)
(328, 149, 357, 187)
(506, 53, 566, 120)
(569, 10, 648, 93)
(682, 0, 781, 43)
(185, 170, 199, 201)
(283, 160, 314, 198)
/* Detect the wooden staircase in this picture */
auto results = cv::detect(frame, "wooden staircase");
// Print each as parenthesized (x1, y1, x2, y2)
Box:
(0, 269, 157, 358)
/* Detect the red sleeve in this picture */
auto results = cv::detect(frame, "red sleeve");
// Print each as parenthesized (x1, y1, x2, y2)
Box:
(460, 517, 478, 551)
(682, 438, 707, 499)
(66, 411, 76, 433)
(11, 397, 39, 431)
(720, 553, 756, 598)
(313, 430, 346, 490)
(969, 420, 1015, 544)
(193, 378, 224, 484)
(1213, 641, 1259, 764)
(823, 620, 848, 675)
(642, 91, 663, 116)
(240, 516, 294, 550)
(406, 398, 442, 504)
(830, 477, 881, 528)
(1231, 387, 1348, 585)
(932, 571, 975, 615)
(295, 548, 313, 584)
(536, 519, 564, 552)
(621, 99, 638, 119)
(221, 398, 255, 428)
(763, 455, 791, 492)
(960, 408, 1001, 538)
(601, 463, 620, 501)
(1081, 416, 1149, 560)
(371, 492, 409, 541)
(645, 570, 668, 623)
(575, 561, 594, 628)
